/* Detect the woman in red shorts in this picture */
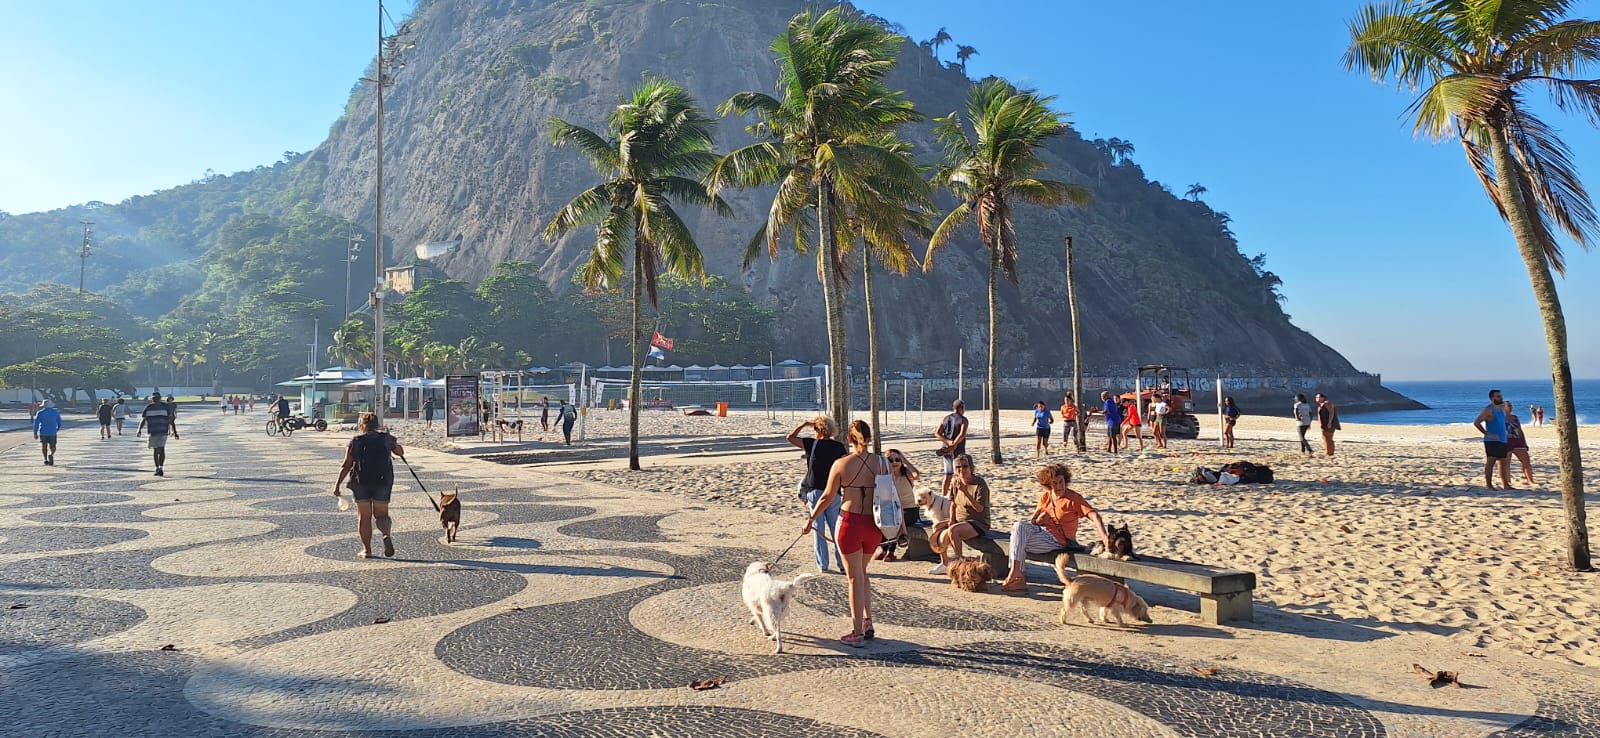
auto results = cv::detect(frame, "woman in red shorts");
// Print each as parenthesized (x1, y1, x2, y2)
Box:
(803, 419, 886, 647)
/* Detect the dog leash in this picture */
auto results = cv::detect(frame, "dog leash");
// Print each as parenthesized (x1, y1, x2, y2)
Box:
(399, 455, 441, 512)
(771, 529, 809, 567)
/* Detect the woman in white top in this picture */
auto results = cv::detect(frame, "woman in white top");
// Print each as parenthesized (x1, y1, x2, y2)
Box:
(1293, 393, 1315, 455)
(873, 448, 921, 562)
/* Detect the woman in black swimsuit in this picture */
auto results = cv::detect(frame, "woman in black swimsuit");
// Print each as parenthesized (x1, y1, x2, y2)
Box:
(803, 420, 886, 647)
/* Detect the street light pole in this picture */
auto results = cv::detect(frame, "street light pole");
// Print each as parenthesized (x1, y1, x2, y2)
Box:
(371, 0, 411, 425)
(77, 220, 94, 294)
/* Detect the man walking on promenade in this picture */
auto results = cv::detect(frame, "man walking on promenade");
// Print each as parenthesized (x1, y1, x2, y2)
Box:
(112, 397, 128, 435)
(33, 399, 62, 466)
(422, 397, 435, 429)
(136, 392, 179, 476)
(935, 400, 969, 496)
(1315, 393, 1340, 457)
(96, 399, 113, 439)
(1474, 389, 1513, 489)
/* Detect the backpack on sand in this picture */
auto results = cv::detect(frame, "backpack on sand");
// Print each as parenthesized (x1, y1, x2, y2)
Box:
(871, 456, 902, 538)
(353, 433, 394, 486)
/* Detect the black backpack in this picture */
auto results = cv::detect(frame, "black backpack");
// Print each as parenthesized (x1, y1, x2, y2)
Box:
(353, 433, 393, 486)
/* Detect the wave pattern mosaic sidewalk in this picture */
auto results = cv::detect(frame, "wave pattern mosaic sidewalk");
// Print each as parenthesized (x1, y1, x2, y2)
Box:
(0, 413, 1595, 736)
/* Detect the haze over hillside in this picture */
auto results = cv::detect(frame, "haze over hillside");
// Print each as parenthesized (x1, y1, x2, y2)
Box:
(0, 0, 1361, 378)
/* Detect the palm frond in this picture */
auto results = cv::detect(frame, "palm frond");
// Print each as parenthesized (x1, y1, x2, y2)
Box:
(1009, 178, 1092, 208)
(924, 201, 973, 270)
(1506, 102, 1598, 269)
(1511, 19, 1600, 76)
(543, 184, 615, 240)
(656, 176, 735, 217)
(708, 142, 789, 193)
(1405, 73, 1508, 139)
(547, 119, 620, 173)
(1344, 2, 1462, 87)
(577, 209, 633, 291)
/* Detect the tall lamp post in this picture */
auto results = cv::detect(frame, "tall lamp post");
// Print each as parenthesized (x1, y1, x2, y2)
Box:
(77, 220, 94, 294)
(370, 1, 412, 425)
(345, 227, 364, 322)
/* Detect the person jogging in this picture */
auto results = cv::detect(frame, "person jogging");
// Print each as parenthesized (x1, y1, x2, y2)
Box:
(136, 392, 179, 476)
(33, 399, 63, 466)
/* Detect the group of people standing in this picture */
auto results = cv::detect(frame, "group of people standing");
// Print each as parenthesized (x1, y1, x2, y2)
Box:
(216, 395, 253, 414)
(1291, 393, 1341, 456)
(787, 400, 1113, 647)
(1474, 389, 1536, 489)
(33, 393, 180, 475)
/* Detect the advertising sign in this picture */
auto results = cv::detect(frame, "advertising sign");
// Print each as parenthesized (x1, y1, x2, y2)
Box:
(445, 374, 480, 437)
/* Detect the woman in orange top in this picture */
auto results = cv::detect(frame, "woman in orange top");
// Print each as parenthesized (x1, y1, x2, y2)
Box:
(1060, 393, 1079, 452)
(1000, 463, 1109, 592)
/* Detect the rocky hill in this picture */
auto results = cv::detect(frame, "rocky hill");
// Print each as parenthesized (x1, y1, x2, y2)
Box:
(312, 0, 1357, 375)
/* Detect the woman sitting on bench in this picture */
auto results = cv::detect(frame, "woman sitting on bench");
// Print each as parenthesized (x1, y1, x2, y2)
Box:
(1000, 463, 1109, 592)
(929, 454, 988, 576)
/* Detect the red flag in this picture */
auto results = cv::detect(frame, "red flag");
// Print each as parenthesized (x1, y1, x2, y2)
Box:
(651, 332, 674, 351)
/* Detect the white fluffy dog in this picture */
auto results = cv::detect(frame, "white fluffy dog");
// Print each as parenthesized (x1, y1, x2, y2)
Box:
(742, 561, 818, 654)
(915, 488, 952, 525)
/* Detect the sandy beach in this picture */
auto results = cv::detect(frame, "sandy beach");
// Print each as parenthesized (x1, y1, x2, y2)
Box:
(372, 406, 1600, 670)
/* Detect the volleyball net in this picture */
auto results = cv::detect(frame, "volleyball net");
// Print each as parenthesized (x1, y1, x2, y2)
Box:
(586, 376, 824, 411)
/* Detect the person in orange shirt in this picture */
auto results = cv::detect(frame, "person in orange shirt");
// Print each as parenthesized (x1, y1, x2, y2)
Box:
(1059, 393, 1079, 452)
(1000, 463, 1109, 592)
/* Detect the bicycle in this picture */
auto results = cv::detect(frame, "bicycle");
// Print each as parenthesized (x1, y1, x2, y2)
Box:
(265, 416, 294, 436)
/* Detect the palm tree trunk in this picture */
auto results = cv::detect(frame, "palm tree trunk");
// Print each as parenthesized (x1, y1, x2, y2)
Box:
(1066, 235, 1086, 452)
(819, 182, 850, 433)
(863, 248, 880, 454)
(987, 212, 1002, 465)
(629, 239, 644, 471)
(1485, 125, 1591, 571)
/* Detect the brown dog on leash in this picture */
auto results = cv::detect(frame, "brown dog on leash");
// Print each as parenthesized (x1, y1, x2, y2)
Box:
(439, 486, 461, 543)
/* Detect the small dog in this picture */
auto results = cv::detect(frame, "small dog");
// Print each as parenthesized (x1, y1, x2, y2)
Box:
(1054, 554, 1152, 626)
(916, 488, 953, 525)
(947, 557, 994, 592)
(742, 561, 818, 653)
(439, 486, 461, 543)
(1089, 523, 1136, 561)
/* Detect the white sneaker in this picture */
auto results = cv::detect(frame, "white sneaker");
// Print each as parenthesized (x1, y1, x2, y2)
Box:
(929, 563, 947, 575)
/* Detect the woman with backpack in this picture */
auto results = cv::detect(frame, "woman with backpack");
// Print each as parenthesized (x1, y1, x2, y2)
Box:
(334, 413, 406, 559)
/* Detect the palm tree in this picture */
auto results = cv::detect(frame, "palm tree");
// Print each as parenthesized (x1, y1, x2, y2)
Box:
(545, 77, 731, 471)
(850, 134, 934, 453)
(926, 78, 1091, 465)
(1346, 0, 1594, 570)
(1107, 136, 1135, 165)
(327, 322, 372, 368)
(930, 27, 952, 60)
(711, 6, 925, 433)
(1185, 182, 1208, 201)
(955, 44, 978, 75)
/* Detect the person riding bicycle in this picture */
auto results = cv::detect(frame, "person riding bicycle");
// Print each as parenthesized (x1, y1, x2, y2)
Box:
(274, 395, 292, 429)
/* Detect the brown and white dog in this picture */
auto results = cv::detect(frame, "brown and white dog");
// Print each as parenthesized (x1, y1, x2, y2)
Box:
(1090, 523, 1136, 561)
(1054, 554, 1152, 626)
(947, 558, 995, 592)
(439, 486, 461, 543)
(915, 488, 953, 553)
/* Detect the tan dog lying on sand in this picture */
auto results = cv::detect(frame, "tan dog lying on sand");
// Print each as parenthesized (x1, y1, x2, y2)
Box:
(947, 558, 994, 592)
(1054, 554, 1152, 626)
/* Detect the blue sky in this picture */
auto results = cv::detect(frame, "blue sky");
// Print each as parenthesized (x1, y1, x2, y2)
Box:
(3, 0, 1598, 380)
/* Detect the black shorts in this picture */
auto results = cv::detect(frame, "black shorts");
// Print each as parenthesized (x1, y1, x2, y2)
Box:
(99, 419, 111, 426)
(349, 482, 394, 503)
(1036, 427, 1050, 440)
(1484, 441, 1509, 460)
(958, 520, 987, 537)
(1106, 422, 1122, 437)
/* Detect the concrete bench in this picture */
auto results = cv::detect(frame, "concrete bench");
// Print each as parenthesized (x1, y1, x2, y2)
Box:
(904, 526, 1256, 624)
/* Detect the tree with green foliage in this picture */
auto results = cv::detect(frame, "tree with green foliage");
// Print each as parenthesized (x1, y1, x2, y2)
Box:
(929, 27, 952, 60)
(475, 260, 561, 359)
(1345, 0, 1596, 570)
(392, 279, 482, 349)
(711, 6, 925, 432)
(544, 77, 732, 470)
(955, 44, 978, 75)
(927, 78, 1091, 464)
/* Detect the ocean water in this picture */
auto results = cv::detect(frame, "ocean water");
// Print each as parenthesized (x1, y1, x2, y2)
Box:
(1350, 379, 1600, 426)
